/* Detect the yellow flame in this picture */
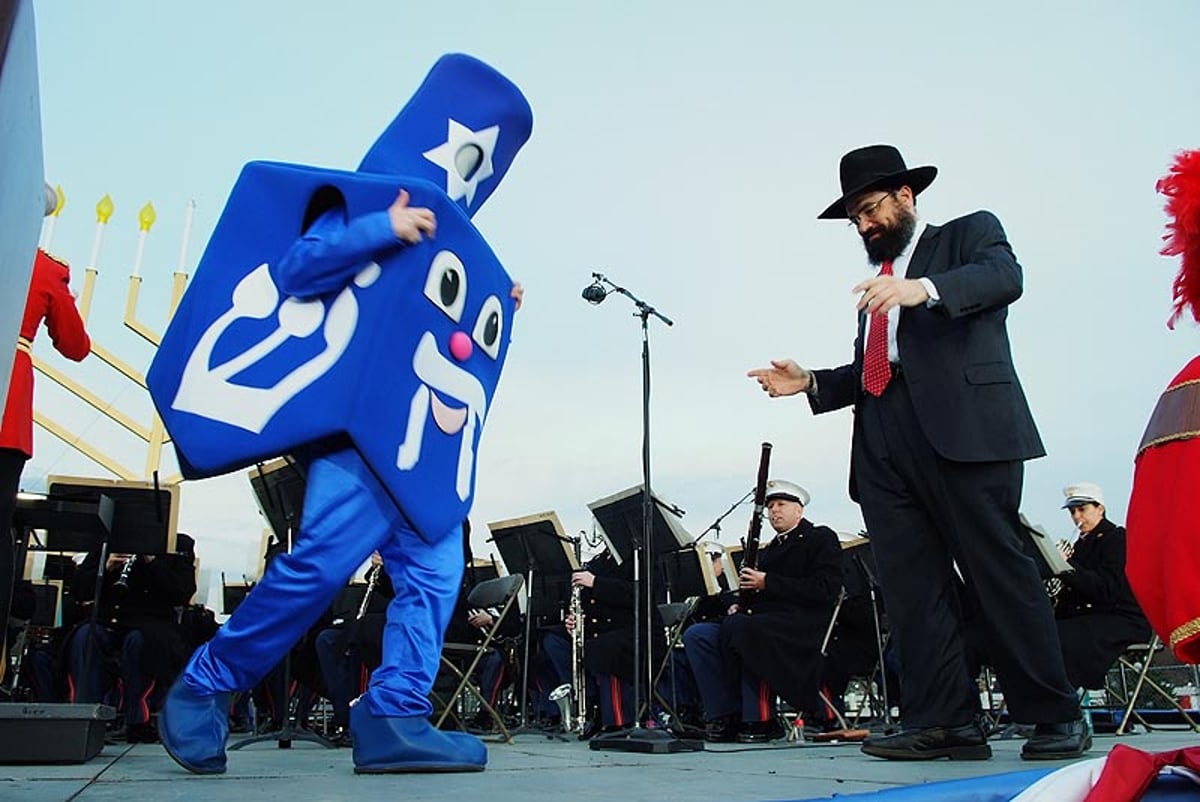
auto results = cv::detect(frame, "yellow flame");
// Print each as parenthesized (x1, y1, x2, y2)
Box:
(52, 185, 65, 217)
(138, 202, 157, 232)
(96, 194, 114, 225)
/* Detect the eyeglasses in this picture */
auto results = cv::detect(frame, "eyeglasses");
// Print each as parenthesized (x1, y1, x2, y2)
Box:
(847, 192, 894, 228)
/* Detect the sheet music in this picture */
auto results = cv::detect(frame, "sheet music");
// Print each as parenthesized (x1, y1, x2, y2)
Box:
(1021, 514, 1072, 575)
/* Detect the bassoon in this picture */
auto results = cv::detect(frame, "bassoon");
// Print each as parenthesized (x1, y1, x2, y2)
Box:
(738, 441, 773, 609)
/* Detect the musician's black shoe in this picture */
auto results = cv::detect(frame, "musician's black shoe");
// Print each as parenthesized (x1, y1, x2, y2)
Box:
(126, 721, 159, 744)
(578, 719, 603, 741)
(704, 715, 739, 743)
(737, 718, 784, 744)
(860, 721, 991, 761)
(1020, 719, 1091, 760)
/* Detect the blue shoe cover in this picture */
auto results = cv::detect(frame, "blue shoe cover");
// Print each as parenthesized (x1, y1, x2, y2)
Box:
(351, 700, 487, 773)
(159, 677, 230, 774)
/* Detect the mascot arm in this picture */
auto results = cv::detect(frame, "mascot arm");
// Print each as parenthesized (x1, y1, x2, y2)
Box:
(272, 206, 402, 298)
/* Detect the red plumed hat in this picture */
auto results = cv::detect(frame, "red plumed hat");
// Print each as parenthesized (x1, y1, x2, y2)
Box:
(1158, 148, 1200, 328)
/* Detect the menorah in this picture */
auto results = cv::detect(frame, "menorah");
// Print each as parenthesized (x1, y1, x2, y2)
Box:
(33, 188, 195, 483)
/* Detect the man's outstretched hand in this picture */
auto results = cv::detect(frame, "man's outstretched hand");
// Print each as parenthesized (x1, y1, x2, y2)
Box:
(747, 359, 812, 397)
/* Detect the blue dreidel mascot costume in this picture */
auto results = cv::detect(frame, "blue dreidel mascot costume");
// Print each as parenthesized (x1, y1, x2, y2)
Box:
(146, 54, 532, 774)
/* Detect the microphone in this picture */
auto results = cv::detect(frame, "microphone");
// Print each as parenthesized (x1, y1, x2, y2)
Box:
(582, 280, 608, 305)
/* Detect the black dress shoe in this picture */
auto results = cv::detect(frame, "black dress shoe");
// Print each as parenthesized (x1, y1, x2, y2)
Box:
(1020, 719, 1091, 760)
(578, 720, 602, 741)
(860, 722, 991, 761)
(704, 715, 739, 743)
(126, 721, 159, 744)
(736, 719, 783, 744)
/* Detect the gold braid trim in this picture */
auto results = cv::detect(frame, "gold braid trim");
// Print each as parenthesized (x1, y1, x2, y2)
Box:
(1171, 617, 1200, 652)
(1138, 378, 1200, 456)
(16, 336, 32, 355)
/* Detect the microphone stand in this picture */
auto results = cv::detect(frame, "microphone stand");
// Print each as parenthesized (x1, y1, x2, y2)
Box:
(583, 272, 700, 754)
(689, 489, 754, 546)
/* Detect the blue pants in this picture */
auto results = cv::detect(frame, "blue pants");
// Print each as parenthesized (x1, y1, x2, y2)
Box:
(682, 621, 774, 722)
(183, 447, 463, 717)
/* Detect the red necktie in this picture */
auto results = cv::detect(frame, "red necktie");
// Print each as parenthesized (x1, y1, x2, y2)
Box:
(862, 260, 893, 397)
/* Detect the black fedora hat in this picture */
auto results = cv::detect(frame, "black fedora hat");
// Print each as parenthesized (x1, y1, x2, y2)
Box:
(818, 144, 937, 220)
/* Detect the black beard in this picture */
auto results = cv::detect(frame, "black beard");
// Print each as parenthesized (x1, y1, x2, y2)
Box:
(862, 208, 917, 265)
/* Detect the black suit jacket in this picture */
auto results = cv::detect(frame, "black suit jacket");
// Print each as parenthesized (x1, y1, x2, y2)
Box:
(809, 211, 1044, 498)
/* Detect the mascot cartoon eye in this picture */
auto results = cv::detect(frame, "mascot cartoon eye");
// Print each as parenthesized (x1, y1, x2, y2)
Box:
(472, 295, 503, 360)
(424, 250, 467, 323)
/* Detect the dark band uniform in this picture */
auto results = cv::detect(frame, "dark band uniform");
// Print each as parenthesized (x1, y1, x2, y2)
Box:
(722, 518, 842, 711)
(684, 482, 841, 739)
(67, 534, 197, 738)
(1056, 516, 1151, 690)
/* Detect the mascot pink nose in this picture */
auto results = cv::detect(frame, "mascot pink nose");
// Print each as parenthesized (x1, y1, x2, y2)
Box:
(449, 331, 473, 362)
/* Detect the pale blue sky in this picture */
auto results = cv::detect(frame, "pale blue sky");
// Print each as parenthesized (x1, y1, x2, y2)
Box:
(26, 1, 1200, 604)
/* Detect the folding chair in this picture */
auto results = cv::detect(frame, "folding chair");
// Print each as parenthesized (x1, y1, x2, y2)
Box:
(434, 574, 524, 741)
(1110, 633, 1200, 735)
(635, 599, 697, 726)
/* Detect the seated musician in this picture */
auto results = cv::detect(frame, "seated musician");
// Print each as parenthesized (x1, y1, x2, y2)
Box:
(682, 480, 841, 743)
(1054, 483, 1152, 691)
(438, 544, 522, 732)
(544, 547, 665, 737)
(314, 551, 395, 745)
(66, 533, 198, 743)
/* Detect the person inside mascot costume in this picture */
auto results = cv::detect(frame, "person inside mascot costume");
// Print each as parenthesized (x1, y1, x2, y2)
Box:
(146, 53, 532, 774)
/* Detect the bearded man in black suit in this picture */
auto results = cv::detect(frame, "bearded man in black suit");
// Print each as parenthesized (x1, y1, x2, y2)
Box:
(748, 144, 1088, 761)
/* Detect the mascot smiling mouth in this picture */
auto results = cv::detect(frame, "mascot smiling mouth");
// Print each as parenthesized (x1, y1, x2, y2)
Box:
(430, 390, 468, 435)
(396, 331, 489, 501)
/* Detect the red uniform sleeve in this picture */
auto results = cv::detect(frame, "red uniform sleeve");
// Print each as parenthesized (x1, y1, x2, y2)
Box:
(39, 252, 90, 361)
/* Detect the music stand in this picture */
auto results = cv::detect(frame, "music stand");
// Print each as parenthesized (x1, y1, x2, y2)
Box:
(46, 476, 177, 705)
(645, 544, 721, 726)
(221, 578, 253, 617)
(588, 486, 690, 566)
(1019, 514, 1072, 579)
(586, 485, 701, 753)
(487, 512, 578, 732)
(45, 476, 176, 555)
(657, 543, 720, 603)
(231, 458, 333, 751)
(844, 533, 892, 726)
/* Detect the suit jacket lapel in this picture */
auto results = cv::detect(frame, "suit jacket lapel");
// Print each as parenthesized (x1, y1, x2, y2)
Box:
(905, 223, 941, 279)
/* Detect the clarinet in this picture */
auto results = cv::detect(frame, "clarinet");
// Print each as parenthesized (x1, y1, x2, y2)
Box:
(356, 562, 383, 620)
(345, 562, 382, 655)
(738, 442, 773, 610)
(113, 555, 137, 590)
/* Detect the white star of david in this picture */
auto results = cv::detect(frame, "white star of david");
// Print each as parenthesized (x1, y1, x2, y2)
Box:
(422, 119, 500, 207)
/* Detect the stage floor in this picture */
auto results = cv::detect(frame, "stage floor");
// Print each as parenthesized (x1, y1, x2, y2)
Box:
(2, 728, 1198, 801)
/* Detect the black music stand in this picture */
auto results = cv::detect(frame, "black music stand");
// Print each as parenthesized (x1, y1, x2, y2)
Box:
(844, 533, 892, 726)
(657, 544, 720, 603)
(45, 475, 177, 712)
(646, 544, 722, 727)
(1019, 514, 1072, 580)
(221, 577, 253, 617)
(45, 476, 177, 556)
(231, 457, 333, 751)
(487, 512, 577, 733)
(587, 486, 701, 753)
